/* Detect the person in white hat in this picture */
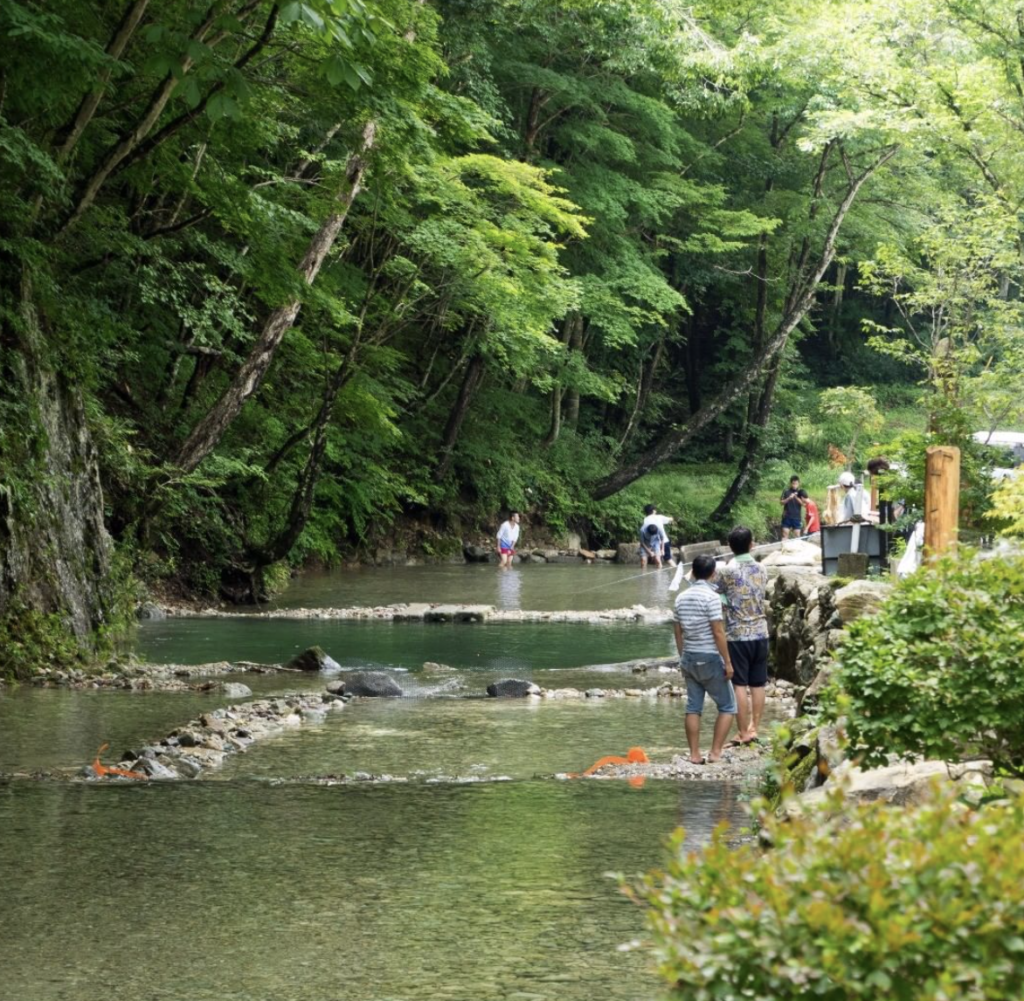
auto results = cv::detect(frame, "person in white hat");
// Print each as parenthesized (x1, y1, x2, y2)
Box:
(838, 471, 864, 523)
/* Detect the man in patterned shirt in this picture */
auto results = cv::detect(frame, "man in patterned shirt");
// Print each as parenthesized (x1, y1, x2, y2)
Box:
(715, 525, 770, 744)
(673, 554, 736, 764)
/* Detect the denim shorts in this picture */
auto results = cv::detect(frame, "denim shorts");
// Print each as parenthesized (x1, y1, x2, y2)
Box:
(680, 651, 738, 716)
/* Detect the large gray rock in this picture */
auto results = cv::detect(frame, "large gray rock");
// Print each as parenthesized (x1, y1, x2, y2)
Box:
(833, 579, 891, 624)
(768, 570, 837, 686)
(680, 540, 722, 562)
(344, 671, 404, 697)
(616, 543, 641, 564)
(799, 759, 952, 808)
(220, 682, 252, 698)
(287, 646, 337, 672)
(463, 544, 492, 563)
(486, 678, 541, 698)
(136, 602, 166, 620)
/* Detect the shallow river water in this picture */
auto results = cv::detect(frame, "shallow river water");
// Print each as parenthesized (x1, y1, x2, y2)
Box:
(0, 563, 751, 1001)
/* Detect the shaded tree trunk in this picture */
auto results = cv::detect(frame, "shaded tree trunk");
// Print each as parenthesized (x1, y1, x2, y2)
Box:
(434, 354, 485, 481)
(710, 358, 783, 524)
(563, 317, 584, 429)
(175, 120, 377, 473)
(543, 313, 580, 446)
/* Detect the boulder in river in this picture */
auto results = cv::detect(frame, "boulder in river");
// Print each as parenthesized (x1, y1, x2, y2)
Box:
(345, 671, 404, 697)
(136, 602, 166, 620)
(287, 646, 339, 672)
(325, 680, 347, 695)
(463, 544, 492, 563)
(221, 682, 253, 698)
(486, 678, 541, 698)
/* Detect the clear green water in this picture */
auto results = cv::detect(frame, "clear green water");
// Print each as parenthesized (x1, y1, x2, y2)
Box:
(255, 562, 677, 612)
(136, 617, 673, 672)
(1, 565, 750, 1000)
(0, 779, 740, 1001)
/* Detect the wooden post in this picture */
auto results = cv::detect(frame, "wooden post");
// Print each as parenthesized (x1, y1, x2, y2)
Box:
(924, 445, 960, 559)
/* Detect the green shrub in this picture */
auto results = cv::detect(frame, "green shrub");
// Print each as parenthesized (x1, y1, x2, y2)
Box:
(630, 788, 1024, 1000)
(825, 554, 1024, 776)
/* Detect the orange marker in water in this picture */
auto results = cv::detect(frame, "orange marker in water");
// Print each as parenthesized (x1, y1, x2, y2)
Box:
(571, 746, 649, 782)
(91, 743, 147, 780)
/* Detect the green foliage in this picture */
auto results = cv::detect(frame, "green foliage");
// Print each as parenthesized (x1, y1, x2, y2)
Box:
(818, 385, 883, 467)
(988, 475, 1024, 538)
(825, 554, 1024, 776)
(4, 0, 1007, 624)
(630, 787, 1024, 1000)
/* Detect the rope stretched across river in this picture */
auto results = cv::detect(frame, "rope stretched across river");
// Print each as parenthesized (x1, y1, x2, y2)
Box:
(570, 533, 818, 596)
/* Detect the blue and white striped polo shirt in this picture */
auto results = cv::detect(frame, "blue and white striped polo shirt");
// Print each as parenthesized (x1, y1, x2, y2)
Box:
(674, 580, 722, 654)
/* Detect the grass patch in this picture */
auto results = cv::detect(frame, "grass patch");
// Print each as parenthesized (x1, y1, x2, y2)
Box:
(593, 458, 836, 545)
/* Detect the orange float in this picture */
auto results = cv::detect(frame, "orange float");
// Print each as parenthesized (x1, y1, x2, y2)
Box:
(90, 743, 147, 780)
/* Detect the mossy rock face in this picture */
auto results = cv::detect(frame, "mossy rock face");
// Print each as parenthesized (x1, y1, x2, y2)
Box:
(784, 746, 818, 794)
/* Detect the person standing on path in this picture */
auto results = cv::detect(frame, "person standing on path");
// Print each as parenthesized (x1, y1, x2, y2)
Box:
(642, 503, 676, 565)
(779, 475, 805, 539)
(673, 554, 736, 764)
(715, 526, 770, 745)
(496, 511, 520, 569)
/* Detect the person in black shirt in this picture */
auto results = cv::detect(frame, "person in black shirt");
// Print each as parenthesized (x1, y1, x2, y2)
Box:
(779, 475, 805, 539)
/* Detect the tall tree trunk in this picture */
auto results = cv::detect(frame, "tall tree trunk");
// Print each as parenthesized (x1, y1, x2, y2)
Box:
(543, 313, 579, 446)
(175, 120, 377, 473)
(593, 144, 898, 500)
(709, 357, 783, 524)
(713, 142, 832, 522)
(618, 336, 664, 450)
(563, 317, 584, 429)
(434, 355, 485, 481)
(55, 2, 235, 234)
(54, 0, 151, 164)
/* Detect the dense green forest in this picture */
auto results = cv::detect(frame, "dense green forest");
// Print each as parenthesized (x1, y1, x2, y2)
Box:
(2, 0, 1024, 670)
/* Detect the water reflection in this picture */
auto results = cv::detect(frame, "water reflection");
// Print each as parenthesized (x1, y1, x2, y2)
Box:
(496, 565, 523, 608)
(0, 779, 741, 1001)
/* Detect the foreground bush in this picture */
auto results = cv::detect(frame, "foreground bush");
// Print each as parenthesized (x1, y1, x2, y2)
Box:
(825, 554, 1024, 776)
(631, 789, 1024, 1000)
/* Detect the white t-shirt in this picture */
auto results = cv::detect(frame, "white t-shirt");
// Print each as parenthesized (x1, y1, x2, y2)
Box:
(641, 514, 672, 540)
(497, 520, 520, 549)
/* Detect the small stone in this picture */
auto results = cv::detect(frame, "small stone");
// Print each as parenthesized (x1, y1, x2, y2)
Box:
(585, 689, 606, 698)
(325, 680, 346, 695)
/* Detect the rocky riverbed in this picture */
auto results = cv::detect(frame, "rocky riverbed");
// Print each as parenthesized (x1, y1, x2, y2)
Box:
(156, 601, 676, 624)
(2, 671, 799, 784)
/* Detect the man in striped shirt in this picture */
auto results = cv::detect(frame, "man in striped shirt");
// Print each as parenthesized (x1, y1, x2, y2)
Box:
(673, 554, 737, 764)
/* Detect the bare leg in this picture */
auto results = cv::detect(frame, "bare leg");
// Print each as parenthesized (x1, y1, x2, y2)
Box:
(748, 687, 766, 738)
(707, 712, 735, 762)
(734, 685, 751, 740)
(685, 713, 703, 763)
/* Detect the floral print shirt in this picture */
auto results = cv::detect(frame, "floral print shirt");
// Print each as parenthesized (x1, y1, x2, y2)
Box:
(716, 554, 769, 641)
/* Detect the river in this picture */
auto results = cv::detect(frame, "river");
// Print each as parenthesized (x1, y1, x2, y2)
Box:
(0, 562, 751, 1001)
